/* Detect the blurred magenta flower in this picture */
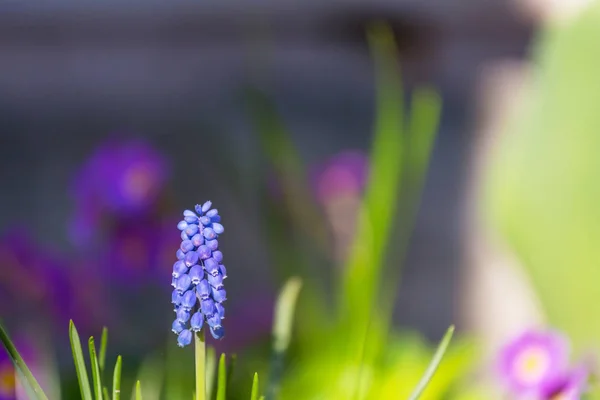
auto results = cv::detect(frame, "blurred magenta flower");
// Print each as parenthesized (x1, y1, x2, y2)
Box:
(539, 366, 588, 399)
(309, 150, 369, 263)
(309, 150, 369, 205)
(497, 330, 569, 396)
(69, 138, 169, 246)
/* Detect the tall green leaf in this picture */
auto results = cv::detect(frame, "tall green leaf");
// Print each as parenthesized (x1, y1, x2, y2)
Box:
(339, 23, 405, 329)
(0, 321, 48, 400)
(70, 320, 93, 400)
(89, 337, 104, 400)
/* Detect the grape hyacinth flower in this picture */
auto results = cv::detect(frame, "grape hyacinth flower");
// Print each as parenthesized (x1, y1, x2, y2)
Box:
(171, 201, 226, 347)
(497, 330, 569, 396)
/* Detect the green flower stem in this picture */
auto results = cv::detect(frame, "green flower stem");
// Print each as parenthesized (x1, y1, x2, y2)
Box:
(195, 329, 206, 400)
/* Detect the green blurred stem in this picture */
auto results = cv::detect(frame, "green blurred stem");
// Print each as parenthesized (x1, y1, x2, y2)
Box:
(195, 329, 206, 400)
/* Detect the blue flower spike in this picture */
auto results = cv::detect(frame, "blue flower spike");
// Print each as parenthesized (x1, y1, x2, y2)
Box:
(170, 201, 226, 347)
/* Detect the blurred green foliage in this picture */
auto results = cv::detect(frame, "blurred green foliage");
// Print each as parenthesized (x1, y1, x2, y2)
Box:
(484, 1, 600, 350)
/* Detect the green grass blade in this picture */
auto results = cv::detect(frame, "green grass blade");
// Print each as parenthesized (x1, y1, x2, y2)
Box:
(266, 277, 302, 400)
(216, 353, 227, 400)
(226, 354, 237, 393)
(206, 346, 216, 400)
(135, 380, 142, 400)
(99, 327, 108, 374)
(0, 321, 48, 400)
(113, 356, 122, 400)
(250, 373, 259, 400)
(70, 320, 93, 400)
(89, 337, 104, 400)
(102, 387, 110, 400)
(407, 325, 455, 400)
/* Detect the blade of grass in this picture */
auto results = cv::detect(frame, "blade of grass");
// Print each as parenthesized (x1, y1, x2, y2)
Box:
(407, 325, 455, 400)
(216, 354, 227, 400)
(99, 327, 108, 374)
(206, 346, 217, 400)
(135, 380, 142, 400)
(250, 373, 259, 400)
(89, 337, 104, 399)
(113, 356, 122, 400)
(70, 320, 93, 400)
(226, 354, 237, 394)
(102, 387, 110, 400)
(0, 321, 48, 400)
(266, 277, 302, 400)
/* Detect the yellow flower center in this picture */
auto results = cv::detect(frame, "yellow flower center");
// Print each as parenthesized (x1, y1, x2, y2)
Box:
(0, 363, 16, 396)
(514, 346, 551, 385)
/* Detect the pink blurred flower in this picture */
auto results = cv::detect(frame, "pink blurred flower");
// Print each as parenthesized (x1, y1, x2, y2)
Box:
(309, 150, 369, 205)
(497, 329, 570, 397)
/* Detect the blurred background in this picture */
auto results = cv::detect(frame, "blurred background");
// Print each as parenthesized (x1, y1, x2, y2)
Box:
(1, 0, 599, 399)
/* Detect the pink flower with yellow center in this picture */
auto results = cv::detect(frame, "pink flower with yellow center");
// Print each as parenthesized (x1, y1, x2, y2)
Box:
(497, 330, 569, 396)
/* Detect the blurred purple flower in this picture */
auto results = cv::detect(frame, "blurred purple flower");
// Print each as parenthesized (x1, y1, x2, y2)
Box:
(497, 330, 569, 396)
(0, 229, 70, 326)
(309, 150, 369, 205)
(309, 150, 369, 263)
(539, 366, 588, 399)
(103, 216, 178, 282)
(69, 138, 169, 246)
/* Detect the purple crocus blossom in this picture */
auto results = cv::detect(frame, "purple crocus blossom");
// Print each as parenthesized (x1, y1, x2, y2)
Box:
(309, 150, 369, 205)
(497, 330, 569, 395)
(69, 137, 169, 246)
